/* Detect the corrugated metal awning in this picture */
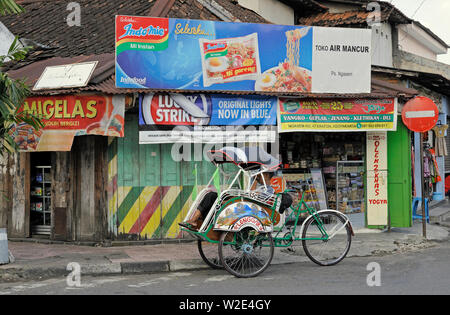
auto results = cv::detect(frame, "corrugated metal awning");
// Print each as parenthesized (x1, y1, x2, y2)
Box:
(7, 53, 418, 100)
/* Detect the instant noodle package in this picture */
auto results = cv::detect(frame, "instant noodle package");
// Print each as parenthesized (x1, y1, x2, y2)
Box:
(199, 33, 261, 87)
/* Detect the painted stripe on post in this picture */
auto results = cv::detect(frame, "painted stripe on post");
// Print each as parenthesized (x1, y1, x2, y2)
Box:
(156, 185, 194, 238)
(117, 186, 144, 225)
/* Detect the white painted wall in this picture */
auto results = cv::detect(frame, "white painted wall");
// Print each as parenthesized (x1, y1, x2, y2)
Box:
(398, 28, 437, 61)
(238, 0, 294, 25)
(371, 23, 393, 67)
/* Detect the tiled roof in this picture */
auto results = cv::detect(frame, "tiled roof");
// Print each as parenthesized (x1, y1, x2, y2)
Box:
(299, 10, 373, 27)
(5, 0, 155, 59)
(1, 0, 269, 71)
(298, 0, 412, 26)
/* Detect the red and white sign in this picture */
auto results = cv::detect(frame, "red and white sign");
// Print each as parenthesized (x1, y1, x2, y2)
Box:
(401, 96, 439, 132)
(366, 132, 388, 226)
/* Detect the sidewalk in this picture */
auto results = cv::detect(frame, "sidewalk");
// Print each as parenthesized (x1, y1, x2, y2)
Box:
(0, 222, 448, 283)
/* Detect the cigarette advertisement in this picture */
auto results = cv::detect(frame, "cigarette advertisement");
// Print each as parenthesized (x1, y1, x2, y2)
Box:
(10, 95, 125, 151)
(115, 16, 371, 94)
(278, 98, 398, 132)
(139, 93, 277, 143)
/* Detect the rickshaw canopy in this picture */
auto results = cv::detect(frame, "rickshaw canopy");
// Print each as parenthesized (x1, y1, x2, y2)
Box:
(207, 146, 280, 171)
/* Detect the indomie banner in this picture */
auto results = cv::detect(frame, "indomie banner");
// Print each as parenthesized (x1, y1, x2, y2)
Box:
(10, 95, 125, 151)
(278, 98, 398, 132)
(115, 16, 371, 94)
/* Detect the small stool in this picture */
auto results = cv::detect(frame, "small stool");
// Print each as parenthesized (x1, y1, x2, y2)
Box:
(412, 197, 430, 223)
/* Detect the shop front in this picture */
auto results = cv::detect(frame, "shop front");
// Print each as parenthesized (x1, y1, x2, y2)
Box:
(276, 97, 412, 229)
(7, 93, 126, 241)
(110, 15, 416, 240)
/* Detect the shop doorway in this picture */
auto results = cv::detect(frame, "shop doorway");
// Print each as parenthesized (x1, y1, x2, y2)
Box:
(279, 132, 366, 228)
(30, 152, 52, 236)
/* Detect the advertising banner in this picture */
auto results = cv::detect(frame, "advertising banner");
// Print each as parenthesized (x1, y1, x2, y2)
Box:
(115, 16, 371, 94)
(10, 95, 125, 151)
(278, 98, 398, 132)
(139, 93, 277, 143)
(366, 132, 388, 226)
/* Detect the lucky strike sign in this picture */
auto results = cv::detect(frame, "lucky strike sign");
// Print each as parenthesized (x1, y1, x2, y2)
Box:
(139, 93, 277, 143)
(145, 94, 205, 126)
(10, 95, 125, 151)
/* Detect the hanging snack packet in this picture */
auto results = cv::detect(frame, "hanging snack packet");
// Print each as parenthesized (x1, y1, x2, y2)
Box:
(199, 33, 261, 87)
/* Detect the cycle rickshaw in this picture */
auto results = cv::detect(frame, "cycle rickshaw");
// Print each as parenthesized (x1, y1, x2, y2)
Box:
(180, 146, 354, 278)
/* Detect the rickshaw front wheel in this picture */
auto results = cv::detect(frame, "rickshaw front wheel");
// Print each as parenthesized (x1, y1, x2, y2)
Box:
(197, 240, 223, 269)
(218, 227, 274, 278)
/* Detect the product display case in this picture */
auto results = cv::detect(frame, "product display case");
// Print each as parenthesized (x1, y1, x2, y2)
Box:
(336, 161, 364, 214)
(30, 166, 51, 234)
(280, 132, 366, 215)
(282, 169, 327, 211)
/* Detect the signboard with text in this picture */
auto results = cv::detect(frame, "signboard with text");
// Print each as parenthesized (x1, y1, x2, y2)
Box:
(115, 16, 371, 94)
(10, 95, 125, 151)
(278, 98, 397, 132)
(139, 93, 277, 143)
(366, 132, 388, 226)
(33, 61, 98, 90)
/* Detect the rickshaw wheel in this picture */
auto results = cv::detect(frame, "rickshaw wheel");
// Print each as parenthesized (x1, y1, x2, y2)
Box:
(218, 227, 274, 278)
(197, 240, 223, 269)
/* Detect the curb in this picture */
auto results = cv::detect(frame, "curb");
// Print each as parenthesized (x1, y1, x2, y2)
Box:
(0, 259, 210, 283)
(7, 238, 197, 247)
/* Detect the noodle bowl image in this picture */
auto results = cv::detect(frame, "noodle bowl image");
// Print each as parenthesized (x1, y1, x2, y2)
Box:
(256, 27, 312, 92)
(255, 64, 311, 92)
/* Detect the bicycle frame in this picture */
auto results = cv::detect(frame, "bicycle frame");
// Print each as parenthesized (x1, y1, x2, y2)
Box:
(272, 192, 353, 247)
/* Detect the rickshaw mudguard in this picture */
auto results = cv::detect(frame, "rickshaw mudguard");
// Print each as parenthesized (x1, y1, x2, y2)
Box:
(213, 201, 273, 233)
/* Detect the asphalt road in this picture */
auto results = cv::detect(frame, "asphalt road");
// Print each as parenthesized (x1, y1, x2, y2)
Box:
(0, 240, 449, 298)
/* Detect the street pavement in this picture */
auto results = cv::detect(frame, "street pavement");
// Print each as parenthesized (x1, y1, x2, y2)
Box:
(0, 240, 449, 295)
(0, 220, 448, 283)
